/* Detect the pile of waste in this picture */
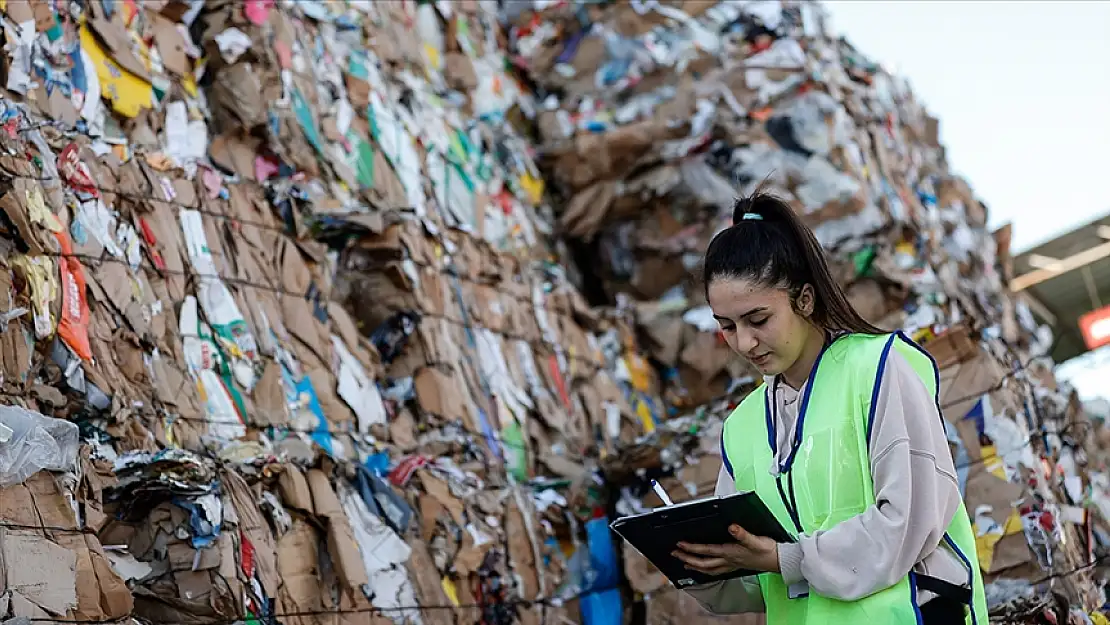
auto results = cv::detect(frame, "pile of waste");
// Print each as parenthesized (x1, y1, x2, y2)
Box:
(507, 1, 1110, 620)
(0, 2, 1105, 625)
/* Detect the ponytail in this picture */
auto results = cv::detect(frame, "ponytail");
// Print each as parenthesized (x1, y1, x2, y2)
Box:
(703, 192, 881, 335)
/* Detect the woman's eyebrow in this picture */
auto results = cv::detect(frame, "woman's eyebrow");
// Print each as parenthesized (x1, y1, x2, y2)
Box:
(713, 307, 767, 322)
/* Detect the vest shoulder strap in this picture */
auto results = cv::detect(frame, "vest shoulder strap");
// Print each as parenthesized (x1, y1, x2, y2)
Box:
(847, 332, 941, 445)
(889, 331, 942, 398)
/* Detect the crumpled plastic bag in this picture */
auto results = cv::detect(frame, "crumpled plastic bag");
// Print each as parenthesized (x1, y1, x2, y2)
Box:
(0, 406, 80, 488)
(775, 91, 848, 157)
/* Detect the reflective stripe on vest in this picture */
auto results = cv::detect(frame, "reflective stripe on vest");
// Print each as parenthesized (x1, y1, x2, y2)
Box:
(720, 332, 988, 625)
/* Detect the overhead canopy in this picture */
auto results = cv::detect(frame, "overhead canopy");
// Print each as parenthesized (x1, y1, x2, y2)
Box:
(1011, 212, 1110, 363)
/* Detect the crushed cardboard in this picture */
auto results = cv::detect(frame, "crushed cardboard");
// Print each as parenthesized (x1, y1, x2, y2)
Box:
(0, 2, 1104, 625)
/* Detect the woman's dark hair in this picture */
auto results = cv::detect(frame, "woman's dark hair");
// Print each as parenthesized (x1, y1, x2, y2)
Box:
(703, 191, 882, 334)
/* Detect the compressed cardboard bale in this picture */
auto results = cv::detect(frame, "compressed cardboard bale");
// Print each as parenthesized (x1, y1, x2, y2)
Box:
(275, 521, 326, 625)
(0, 0, 1098, 619)
(306, 469, 369, 590)
(0, 472, 133, 622)
(939, 351, 1010, 424)
(414, 366, 474, 428)
(404, 538, 454, 625)
(924, 325, 981, 370)
(222, 469, 280, 597)
(0, 530, 79, 616)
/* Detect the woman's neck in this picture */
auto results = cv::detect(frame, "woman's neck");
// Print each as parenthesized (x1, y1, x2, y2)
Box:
(780, 325, 827, 390)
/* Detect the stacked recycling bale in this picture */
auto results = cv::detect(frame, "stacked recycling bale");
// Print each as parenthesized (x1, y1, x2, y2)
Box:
(0, 2, 605, 625)
(506, 0, 1106, 617)
(0, 106, 418, 625)
(0, 1, 1104, 625)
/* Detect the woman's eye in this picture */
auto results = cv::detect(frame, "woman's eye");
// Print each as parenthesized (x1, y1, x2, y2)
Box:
(749, 317, 769, 327)
(719, 323, 736, 332)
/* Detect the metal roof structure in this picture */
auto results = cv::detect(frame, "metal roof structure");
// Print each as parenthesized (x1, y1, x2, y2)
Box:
(1011, 212, 1110, 363)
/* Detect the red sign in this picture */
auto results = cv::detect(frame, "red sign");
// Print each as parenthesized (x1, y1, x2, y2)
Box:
(1079, 305, 1110, 350)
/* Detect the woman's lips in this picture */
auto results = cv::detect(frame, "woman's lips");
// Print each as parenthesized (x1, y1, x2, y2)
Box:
(751, 352, 771, 366)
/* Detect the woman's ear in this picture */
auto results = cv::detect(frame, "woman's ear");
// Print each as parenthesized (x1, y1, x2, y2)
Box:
(796, 284, 816, 317)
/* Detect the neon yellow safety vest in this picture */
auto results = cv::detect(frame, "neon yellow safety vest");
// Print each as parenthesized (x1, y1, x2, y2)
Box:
(720, 332, 988, 625)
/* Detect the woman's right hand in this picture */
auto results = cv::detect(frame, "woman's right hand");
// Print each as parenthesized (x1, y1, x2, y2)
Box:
(672, 524, 781, 576)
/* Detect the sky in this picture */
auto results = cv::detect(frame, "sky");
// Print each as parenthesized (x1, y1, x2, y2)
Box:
(826, 0, 1110, 251)
(824, 1, 1110, 399)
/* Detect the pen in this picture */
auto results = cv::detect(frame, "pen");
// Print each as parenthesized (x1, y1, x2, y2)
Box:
(651, 479, 674, 507)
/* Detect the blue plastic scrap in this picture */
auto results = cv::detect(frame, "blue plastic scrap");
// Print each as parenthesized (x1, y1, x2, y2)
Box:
(354, 464, 413, 534)
(173, 497, 223, 549)
(579, 518, 622, 625)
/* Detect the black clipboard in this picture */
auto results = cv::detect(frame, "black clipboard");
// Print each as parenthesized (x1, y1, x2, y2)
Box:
(610, 491, 792, 588)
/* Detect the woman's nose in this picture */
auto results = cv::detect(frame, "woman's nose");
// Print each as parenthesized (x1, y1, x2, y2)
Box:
(734, 328, 758, 354)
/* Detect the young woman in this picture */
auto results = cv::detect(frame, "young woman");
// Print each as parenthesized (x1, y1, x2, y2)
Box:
(674, 192, 987, 625)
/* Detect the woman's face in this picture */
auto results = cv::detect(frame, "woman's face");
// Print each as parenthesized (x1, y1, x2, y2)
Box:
(707, 276, 813, 377)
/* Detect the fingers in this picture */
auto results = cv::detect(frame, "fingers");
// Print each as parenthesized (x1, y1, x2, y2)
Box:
(730, 525, 777, 557)
(672, 551, 728, 571)
(699, 564, 739, 576)
(673, 549, 738, 575)
(676, 542, 728, 556)
(729, 524, 752, 545)
(687, 563, 735, 576)
(671, 531, 778, 576)
(678, 527, 753, 548)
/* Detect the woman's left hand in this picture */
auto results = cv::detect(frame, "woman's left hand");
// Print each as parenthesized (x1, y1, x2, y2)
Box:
(672, 524, 782, 576)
